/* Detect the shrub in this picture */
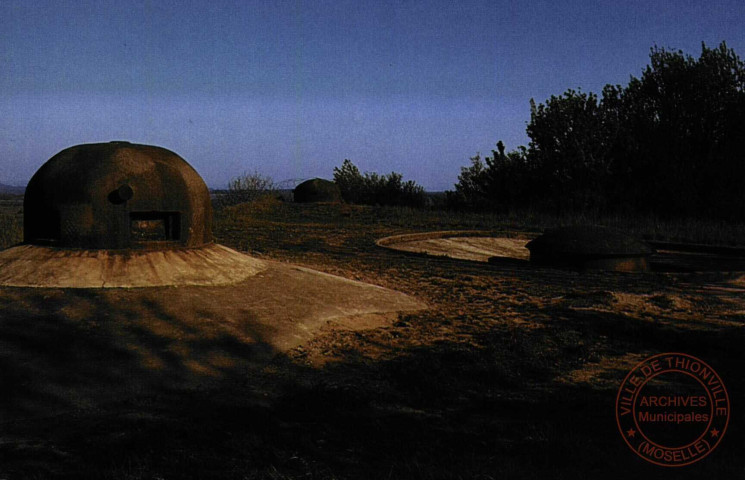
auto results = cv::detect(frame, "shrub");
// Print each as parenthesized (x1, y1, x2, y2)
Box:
(447, 143, 534, 212)
(219, 171, 276, 207)
(333, 159, 427, 208)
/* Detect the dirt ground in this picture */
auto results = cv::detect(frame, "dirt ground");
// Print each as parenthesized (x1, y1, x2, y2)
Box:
(0, 198, 744, 479)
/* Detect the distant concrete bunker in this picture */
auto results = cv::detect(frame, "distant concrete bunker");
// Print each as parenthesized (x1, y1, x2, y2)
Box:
(293, 178, 342, 203)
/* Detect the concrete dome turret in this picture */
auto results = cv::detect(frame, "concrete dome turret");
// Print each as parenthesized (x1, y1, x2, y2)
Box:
(24, 141, 212, 249)
(0, 142, 268, 288)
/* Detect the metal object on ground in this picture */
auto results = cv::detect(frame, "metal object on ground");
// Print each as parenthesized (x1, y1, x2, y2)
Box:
(526, 225, 653, 272)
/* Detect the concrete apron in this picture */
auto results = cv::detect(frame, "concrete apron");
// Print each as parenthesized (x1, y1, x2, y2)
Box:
(0, 255, 425, 422)
(0, 243, 266, 288)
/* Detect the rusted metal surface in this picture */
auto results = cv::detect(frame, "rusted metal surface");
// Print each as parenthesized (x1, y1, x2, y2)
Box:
(24, 142, 213, 249)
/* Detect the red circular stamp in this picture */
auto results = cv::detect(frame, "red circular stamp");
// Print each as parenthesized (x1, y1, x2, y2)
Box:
(615, 352, 730, 467)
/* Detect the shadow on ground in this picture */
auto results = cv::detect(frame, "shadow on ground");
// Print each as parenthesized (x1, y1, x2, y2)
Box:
(0, 281, 742, 479)
(1, 201, 744, 479)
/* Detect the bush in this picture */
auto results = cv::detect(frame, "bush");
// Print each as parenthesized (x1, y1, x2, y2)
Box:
(333, 159, 427, 208)
(447, 142, 533, 211)
(219, 171, 276, 207)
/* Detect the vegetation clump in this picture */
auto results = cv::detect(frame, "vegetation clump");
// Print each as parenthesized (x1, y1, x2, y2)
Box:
(218, 171, 277, 207)
(333, 159, 426, 208)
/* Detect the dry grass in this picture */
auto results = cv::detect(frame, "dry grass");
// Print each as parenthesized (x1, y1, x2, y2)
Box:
(0, 196, 23, 249)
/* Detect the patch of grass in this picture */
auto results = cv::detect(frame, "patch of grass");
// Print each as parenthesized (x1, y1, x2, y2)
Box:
(0, 212, 23, 249)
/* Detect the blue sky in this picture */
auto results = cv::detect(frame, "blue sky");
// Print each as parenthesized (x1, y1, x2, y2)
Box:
(1, 0, 744, 190)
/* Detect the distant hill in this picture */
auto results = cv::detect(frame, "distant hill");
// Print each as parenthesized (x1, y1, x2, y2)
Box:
(0, 184, 25, 195)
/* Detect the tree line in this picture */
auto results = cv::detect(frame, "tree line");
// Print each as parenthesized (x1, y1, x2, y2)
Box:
(226, 42, 744, 216)
(450, 42, 745, 219)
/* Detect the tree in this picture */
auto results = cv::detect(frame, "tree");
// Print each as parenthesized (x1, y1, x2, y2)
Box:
(448, 153, 489, 209)
(451, 41, 745, 219)
(333, 159, 366, 204)
(615, 42, 745, 216)
(449, 143, 530, 211)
